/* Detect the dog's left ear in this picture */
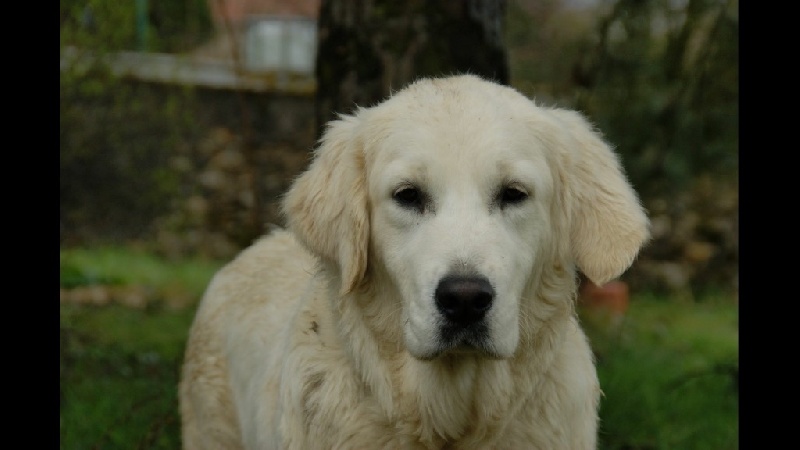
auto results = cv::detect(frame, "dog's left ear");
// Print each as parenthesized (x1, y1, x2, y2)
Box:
(281, 115, 369, 295)
(549, 109, 650, 285)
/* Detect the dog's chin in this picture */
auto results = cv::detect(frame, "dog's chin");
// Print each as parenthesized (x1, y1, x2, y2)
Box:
(408, 339, 512, 362)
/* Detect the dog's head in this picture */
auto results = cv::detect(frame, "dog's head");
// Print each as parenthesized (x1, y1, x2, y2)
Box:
(283, 75, 649, 360)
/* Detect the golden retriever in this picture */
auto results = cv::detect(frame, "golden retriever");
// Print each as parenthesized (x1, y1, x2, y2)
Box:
(179, 75, 649, 449)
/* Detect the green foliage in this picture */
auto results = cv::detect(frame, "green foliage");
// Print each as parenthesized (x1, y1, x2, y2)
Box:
(506, 0, 586, 99)
(61, 0, 137, 52)
(507, 0, 738, 197)
(572, 0, 739, 196)
(148, 0, 215, 52)
(60, 0, 212, 53)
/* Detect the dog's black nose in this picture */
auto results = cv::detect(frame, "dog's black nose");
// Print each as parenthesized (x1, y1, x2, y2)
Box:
(434, 276, 494, 325)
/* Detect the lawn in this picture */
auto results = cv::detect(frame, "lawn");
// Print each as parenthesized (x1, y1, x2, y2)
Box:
(585, 293, 738, 450)
(59, 247, 738, 449)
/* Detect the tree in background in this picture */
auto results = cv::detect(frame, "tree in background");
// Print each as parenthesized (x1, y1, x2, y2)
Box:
(571, 0, 738, 197)
(314, 0, 510, 137)
(558, 0, 738, 293)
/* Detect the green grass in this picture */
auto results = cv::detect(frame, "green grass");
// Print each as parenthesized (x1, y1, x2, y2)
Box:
(584, 293, 739, 450)
(60, 247, 737, 449)
(60, 304, 196, 449)
(60, 246, 222, 449)
(60, 246, 222, 298)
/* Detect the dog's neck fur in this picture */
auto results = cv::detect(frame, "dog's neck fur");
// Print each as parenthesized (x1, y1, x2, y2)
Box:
(325, 265, 576, 447)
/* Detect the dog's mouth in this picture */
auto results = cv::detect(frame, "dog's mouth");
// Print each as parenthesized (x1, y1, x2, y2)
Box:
(440, 321, 487, 346)
(414, 323, 505, 361)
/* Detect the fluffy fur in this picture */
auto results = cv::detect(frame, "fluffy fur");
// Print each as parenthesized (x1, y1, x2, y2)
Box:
(179, 75, 649, 449)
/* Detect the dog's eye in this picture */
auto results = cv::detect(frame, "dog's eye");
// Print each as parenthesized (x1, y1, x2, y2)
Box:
(393, 185, 425, 212)
(498, 186, 529, 207)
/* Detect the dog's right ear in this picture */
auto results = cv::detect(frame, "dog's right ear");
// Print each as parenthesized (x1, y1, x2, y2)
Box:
(281, 115, 369, 295)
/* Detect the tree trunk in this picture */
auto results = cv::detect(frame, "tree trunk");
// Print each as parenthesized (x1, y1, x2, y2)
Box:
(315, 0, 509, 138)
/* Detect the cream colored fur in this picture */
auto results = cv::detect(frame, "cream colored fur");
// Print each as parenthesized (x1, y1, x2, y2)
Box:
(179, 75, 649, 449)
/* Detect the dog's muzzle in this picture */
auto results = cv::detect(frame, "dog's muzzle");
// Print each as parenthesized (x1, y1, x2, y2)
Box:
(434, 275, 494, 326)
(434, 275, 496, 354)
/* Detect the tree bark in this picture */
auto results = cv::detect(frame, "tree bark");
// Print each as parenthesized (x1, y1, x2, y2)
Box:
(315, 0, 509, 137)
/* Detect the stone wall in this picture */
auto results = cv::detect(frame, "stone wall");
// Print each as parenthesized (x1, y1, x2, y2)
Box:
(61, 80, 738, 296)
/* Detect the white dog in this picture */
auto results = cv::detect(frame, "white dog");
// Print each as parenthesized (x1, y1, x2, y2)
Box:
(179, 75, 649, 449)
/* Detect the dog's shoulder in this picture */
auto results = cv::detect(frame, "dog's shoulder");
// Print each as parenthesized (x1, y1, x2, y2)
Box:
(193, 228, 319, 321)
(214, 228, 314, 283)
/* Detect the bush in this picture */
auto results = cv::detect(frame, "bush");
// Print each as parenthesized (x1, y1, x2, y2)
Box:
(60, 0, 212, 53)
(508, 0, 738, 197)
(571, 0, 738, 197)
